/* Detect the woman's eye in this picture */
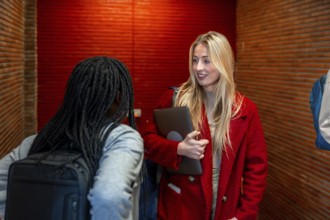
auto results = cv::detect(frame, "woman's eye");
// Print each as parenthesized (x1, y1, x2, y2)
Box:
(204, 59, 210, 64)
(192, 58, 198, 64)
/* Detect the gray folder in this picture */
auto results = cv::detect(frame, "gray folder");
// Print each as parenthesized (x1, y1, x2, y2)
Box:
(153, 106, 202, 175)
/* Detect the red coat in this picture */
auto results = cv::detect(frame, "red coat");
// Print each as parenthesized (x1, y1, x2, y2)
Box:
(141, 89, 268, 220)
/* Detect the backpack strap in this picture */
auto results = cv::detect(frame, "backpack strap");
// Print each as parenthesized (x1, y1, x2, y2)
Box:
(168, 86, 178, 105)
(320, 75, 327, 93)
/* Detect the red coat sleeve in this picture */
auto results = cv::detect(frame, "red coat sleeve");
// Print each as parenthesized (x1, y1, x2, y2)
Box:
(140, 89, 183, 170)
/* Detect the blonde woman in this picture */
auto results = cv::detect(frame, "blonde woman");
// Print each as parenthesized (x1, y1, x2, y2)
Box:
(141, 31, 268, 220)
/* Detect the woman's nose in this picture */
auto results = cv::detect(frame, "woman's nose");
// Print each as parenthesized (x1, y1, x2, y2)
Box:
(196, 61, 203, 70)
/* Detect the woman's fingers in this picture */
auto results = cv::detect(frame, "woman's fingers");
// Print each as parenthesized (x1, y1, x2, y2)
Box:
(179, 130, 209, 159)
(199, 139, 209, 146)
(187, 130, 200, 139)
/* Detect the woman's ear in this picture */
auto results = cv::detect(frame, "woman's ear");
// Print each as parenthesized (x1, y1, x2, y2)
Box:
(107, 93, 121, 118)
(114, 93, 121, 105)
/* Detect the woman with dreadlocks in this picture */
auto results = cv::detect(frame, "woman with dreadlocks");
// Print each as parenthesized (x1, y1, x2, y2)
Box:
(0, 56, 144, 220)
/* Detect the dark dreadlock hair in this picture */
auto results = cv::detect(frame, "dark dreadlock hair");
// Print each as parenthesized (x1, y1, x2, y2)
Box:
(28, 56, 136, 177)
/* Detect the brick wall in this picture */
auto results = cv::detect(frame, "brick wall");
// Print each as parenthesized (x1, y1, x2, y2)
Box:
(0, 0, 36, 156)
(0, 0, 25, 156)
(236, 0, 330, 218)
(24, 0, 37, 137)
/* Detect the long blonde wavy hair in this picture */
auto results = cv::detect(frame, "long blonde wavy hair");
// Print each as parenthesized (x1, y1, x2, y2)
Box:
(174, 31, 243, 155)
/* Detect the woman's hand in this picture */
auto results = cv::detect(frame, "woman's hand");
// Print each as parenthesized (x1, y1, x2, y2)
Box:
(177, 131, 209, 159)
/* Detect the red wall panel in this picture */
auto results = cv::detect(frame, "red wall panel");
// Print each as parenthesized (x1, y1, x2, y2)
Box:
(37, 0, 236, 130)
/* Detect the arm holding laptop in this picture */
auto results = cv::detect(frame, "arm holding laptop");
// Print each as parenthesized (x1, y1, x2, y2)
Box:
(142, 89, 208, 170)
(177, 130, 208, 160)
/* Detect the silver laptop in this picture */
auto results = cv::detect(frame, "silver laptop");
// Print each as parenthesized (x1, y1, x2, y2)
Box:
(153, 106, 202, 175)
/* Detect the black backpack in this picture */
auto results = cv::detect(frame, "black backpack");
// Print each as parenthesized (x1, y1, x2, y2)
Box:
(5, 150, 91, 220)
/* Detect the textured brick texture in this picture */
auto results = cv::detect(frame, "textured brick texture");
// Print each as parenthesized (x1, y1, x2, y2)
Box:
(236, 0, 330, 218)
(0, 0, 36, 156)
(24, 0, 37, 137)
